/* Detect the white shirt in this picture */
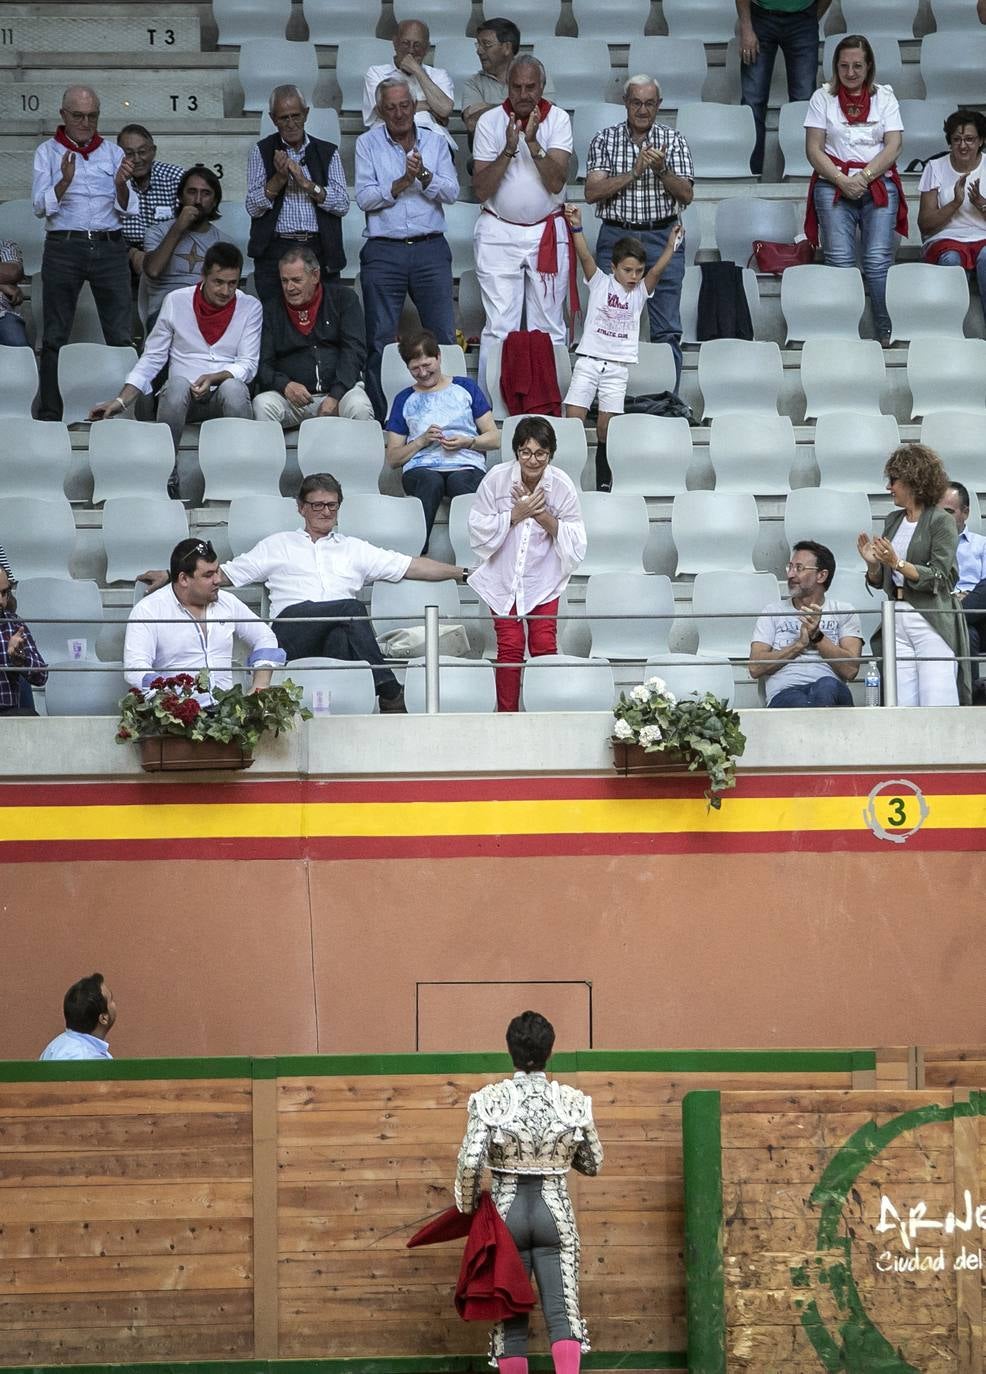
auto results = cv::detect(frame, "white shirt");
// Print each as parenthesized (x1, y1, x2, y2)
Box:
(577, 271, 651, 364)
(222, 528, 411, 620)
(124, 584, 283, 690)
(752, 597, 863, 705)
(40, 1030, 112, 1061)
(919, 152, 986, 247)
(362, 62, 456, 147)
(467, 461, 586, 616)
(126, 286, 262, 394)
(890, 517, 917, 586)
(803, 84, 903, 165)
(32, 136, 138, 229)
(473, 105, 573, 224)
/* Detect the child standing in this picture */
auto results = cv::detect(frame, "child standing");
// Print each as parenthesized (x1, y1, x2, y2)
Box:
(563, 204, 682, 489)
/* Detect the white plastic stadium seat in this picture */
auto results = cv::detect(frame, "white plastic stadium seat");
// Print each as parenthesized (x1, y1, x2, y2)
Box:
(586, 573, 675, 660)
(828, 569, 883, 646)
(0, 497, 76, 579)
(607, 414, 692, 497)
(800, 338, 887, 419)
(303, 0, 382, 43)
(576, 0, 650, 42)
(380, 342, 468, 416)
(709, 414, 795, 495)
(672, 492, 760, 576)
(520, 654, 616, 712)
(101, 497, 189, 584)
(691, 572, 779, 659)
(340, 493, 427, 556)
(907, 338, 986, 418)
(929, 0, 985, 29)
(778, 101, 812, 179)
(662, 0, 736, 41)
(784, 488, 872, 571)
(840, 0, 919, 35)
(227, 496, 304, 556)
(532, 39, 612, 107)
(821, 37, 905, 99)
(675, 105, 756, 178)
(886, 263, 970, 343)
(297, 416, 385, 491)
(897, 101, 954, 172)
(213, 0, 292, 44)
(643, 654, 736, 706)
(14, 578, 104, 665)
(572, 104, 625, 180)
(781, 265, 864, 343)
(57, 344, 137, 425)
(579, 493, 650, 574)
(715, 197, 799, 267)
(370, 577, 461, 637)
(813, 413, 901, 492)
(626, 342, 677, 398)
(920, 32, 986, 104)
(199, 418, 286, 501)
(921, 413, 986, 474)
(277, 657, 378, 714)
(0, 199, 45, 276)
(238, 40, 319, 113)
(0, 347, 38, 417)
(483, 0, 560, 42)
(335, 39, 394, 109)
(89, 420, 174, 502)
(404, 656, 497, 713)
(44, 662, 126, 716)
(626, 38, 708, 106)
(392, 0, 471, 39)
(499, 416, 586, 490)
(433, 40, 479, 96)
(2, 420, 71, 497)
(698, 340, 782, 418)
(680, 266, 759, 345)
(260, 107, 341, 146)
(442, 202, 481, 277)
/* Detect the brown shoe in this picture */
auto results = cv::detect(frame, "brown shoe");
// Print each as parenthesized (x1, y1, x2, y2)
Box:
(378, 688, 407, 714)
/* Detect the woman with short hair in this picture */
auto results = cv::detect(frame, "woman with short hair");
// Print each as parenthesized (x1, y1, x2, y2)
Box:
(918, 109, 986, 313)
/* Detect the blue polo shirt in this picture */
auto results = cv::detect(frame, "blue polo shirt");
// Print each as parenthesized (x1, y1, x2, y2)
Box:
(39, 1030, 113, 1061)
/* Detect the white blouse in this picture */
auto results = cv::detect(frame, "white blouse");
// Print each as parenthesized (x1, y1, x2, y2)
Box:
(804, 83, 903, 165)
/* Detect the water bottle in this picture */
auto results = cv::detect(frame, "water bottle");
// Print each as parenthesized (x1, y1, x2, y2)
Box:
(865, 663, 880, 707)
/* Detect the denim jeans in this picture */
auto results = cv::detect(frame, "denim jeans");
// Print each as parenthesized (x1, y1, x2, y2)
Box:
(741, 1, 820, 175)
(936, 246, 986, 314)
(812, 177, 899, 339)
(39, 235, 133, 419)
(0, 312, 28, 347)
(595, 220, 686, 388)
(769, 676, 853, 708)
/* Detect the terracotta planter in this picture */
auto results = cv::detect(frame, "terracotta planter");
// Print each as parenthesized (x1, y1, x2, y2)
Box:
(612, 741, 691, 776)
(138, 737, 254, 773)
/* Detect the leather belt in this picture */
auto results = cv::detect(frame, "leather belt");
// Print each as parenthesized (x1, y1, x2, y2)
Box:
(275, 232, 318, 242)
(372, 232, 443, 244)
(47, 229, 122, 241)
(602, 216, 676, 231)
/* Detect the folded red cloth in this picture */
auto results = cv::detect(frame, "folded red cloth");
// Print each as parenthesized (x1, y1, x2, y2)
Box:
(407, 1192, 536, 1323)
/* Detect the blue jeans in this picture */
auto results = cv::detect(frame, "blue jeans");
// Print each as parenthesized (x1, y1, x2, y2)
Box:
(595, 220, 686, 388)
(360, 234, 456, 420)
(0, 312, 28, 347)
(936, 246, 986, 314)
(812, 178, 899, 339)
(741, 1, 820, 175)
(769, 676, 853, 708)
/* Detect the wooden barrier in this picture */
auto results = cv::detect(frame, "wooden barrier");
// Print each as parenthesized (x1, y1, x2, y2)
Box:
(0, 1050, 891, 1372)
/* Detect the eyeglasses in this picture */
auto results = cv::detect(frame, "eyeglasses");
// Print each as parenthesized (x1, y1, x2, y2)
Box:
(786, 561, 819, 573)
(476, 38, 501, 50)
(189, 541, 217, 561)
(65, 111, 99, 122)
(517, 447, 551, 461)
(304, 500, 340, 513)
(628, 99, 658, 110)
(274, 112, 306, 124)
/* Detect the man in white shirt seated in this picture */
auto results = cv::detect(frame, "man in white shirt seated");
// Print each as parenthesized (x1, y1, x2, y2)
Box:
(938, 480, 986, 661)
(125, 538, 286, 692)
(89, 243, 262, 493)
(749, 540, 863, 708)
(39, 973, 117, 1061)
(362, 19, 455, 148)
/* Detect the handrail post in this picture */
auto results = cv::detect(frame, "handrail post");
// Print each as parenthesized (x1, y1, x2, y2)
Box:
(424, 604, 440, 714)
(881, 599, 897, 707)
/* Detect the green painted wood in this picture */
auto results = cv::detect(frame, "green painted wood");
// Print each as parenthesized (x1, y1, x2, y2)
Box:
(682, 1090, 725, 1374)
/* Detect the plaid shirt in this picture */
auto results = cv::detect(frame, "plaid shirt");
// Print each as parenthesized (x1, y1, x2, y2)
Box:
(0, 238, 23, 321)
(585, 120, 694, 224)
(120, 160, 185, 248)
(246, 136, 349, 235)
(0, 616, 48, 709)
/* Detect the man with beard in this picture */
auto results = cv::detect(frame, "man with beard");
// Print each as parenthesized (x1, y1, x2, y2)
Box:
(142, 166, 231, 325)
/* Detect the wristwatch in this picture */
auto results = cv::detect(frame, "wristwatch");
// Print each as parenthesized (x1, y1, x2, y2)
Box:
(530, 144, 546, 161)
(808, 628, 824, 645)
(309, 184, 323, 200)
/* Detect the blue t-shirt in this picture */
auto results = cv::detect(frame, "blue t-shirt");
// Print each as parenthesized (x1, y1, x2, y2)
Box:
(385, 376, 491, 473)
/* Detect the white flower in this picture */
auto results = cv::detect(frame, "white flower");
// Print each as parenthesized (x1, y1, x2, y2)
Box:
(639, 724, 663, 746)
(630, 684, 650, 704)
(645, 676, 667, 693)
(613, 718, 634, 740)
(662, 689, 677, 706)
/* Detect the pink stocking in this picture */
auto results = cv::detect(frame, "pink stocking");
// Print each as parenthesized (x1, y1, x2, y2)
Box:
(551, 1339, 581, 1374)
(497, 1360, 528, 1374)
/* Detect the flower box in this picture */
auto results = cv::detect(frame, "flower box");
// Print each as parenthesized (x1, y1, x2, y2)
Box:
(612, 742, 691, 776)
(138, 737, 254, 773)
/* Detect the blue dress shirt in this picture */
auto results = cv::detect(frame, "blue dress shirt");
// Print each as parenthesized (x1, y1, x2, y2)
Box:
(39, 1030, 113, 1060)
(354, 124, 458, 240)
(956, 527, 986, 592)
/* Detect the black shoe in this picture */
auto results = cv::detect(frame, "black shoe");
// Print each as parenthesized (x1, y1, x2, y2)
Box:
(378, 688, 407, 714)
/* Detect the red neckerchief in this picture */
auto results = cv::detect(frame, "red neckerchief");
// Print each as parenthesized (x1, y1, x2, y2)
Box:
(837, 84, 871, 125)
(284, 281, 323, 336)
(53, 125, 104, 160)
(501, 97, 552, 126)
(192, 282, 237, 345)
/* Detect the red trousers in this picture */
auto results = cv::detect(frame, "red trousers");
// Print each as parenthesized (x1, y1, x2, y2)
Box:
(492, 598, 559, 712)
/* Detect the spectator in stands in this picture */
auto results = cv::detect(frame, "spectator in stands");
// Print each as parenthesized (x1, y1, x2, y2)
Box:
(737, 0, 831, 177)
(859, 443, 969, 706)
(89, 243, 261, 490)
(462, 18, 519, 136)
(32, 84, 138, 420)
(0, 568, 47, 716)
(385, 328, 499, 551)
(253, 245, 373, 426)
(804, 36, 906, 349)
(126, 538, 285, 692)
(584, 76, 694, 390)
(39, 973, 116, 1061)
(563, 205, 683, 490)
(918, 110, 986, 315)
(938, 480, 986, 661)
(362, 19, 455, 148)
(117, 123, 183, 278)
(468, 417, 586, 713)
(246, 85, 349, 307)
(142, 167, 230, 327)
(0, 238, 28, 347)
(749, 541, 862, 708)
(355, 76, 459, 421)
(472, 57, 573, 405)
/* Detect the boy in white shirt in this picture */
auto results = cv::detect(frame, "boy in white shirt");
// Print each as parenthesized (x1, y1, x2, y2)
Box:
(562, 203, 682, 489)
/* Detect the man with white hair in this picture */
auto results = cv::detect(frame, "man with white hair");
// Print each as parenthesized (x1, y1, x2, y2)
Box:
(362, 18, 455, 148)
(32, 83, 138, 419)
(471, 55, 574, 399)
(246, 84, 349, 305)
(584, 75, 693, 388)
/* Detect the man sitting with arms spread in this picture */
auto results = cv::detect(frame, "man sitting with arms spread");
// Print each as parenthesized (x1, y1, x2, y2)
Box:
(749, 540, 862, 708)
(252, 245, 373, 426)
(126, 538, 285, 693)
(141, 166, 230, 327)
(40, 973, 117, 1061)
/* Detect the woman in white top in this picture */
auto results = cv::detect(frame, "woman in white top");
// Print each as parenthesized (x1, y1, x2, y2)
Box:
(468, 417, 586, 712)
(918, 109, 986, 313)
(804, 34, 906, 346)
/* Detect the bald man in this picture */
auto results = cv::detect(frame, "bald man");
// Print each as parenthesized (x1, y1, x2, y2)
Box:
(32, 84, 138, 419)
(361, 19, 456, 147)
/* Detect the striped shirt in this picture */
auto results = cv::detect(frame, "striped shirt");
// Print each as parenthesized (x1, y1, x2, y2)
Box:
(120, 159, 185, 248)
(246, 136, 349, 235)
(585, 120, 694, 224)
(0, 239, 23, 321)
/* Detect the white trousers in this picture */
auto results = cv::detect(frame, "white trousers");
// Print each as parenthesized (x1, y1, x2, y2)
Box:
(252, 382, 374, 427)
(893, 604, 958, 707)
(474, 211, 569, 400)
